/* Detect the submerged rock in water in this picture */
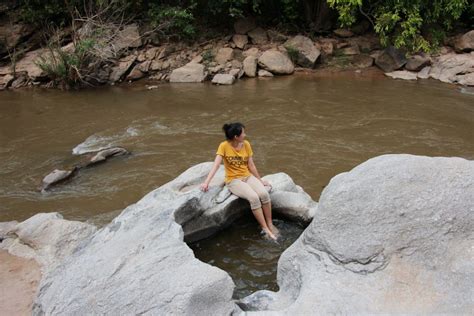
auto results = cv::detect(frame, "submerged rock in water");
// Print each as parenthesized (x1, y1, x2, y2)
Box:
(240, 154, 474, 314)
(84, 146, 129, 166)
(32, 163, 315, 315)
(41, 168, 77, 192)
(41, 147, 129, 191)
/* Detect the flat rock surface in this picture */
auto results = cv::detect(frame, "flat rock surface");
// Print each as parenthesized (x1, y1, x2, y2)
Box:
(385, 70, 418, 80)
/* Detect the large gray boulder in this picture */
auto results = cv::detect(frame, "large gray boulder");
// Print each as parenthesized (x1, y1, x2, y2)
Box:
(169, 62, 207, 83)
(0, 213, 97, 275)
(243, 56, 257, 77)
(109, 54, 137, 82)
(33, 163, 315, 315)
(284, 35, 320, 68)
(454, 30, 474, 52)
(240, 155, 474, 314)
(212, 74, 235, 85)
(375, 46, 407, 72)
(405, 55, 431, 71)
(258, 50, 294, 75)
(428, 52, 474, 85)
(113, 24, 142, 51)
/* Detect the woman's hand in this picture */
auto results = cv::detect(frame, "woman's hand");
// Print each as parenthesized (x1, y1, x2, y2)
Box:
(200, 182, 209, 192)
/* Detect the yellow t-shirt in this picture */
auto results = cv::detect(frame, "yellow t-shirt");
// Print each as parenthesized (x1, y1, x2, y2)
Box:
(216, 140, 253, 183)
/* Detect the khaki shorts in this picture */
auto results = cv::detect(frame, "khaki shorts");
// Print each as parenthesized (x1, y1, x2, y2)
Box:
(227, 175, 270, 210)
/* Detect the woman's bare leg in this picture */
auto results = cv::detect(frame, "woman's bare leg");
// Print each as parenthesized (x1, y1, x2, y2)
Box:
(252, 208, 277, 240)
(262, 202, 278, 236)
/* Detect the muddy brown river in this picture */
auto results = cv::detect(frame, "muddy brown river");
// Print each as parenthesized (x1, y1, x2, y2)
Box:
(1, 72, 473, 297)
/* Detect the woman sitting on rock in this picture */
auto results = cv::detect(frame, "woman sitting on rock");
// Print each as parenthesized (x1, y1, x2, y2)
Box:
(200, 122, 278, 240)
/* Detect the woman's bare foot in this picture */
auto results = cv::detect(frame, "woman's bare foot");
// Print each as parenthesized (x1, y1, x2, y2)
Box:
(269, 224, 279, 237)
(263, 228, 278, 241)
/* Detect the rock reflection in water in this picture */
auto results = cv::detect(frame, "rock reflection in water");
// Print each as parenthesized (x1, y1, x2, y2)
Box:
(189, 215, 305, 299)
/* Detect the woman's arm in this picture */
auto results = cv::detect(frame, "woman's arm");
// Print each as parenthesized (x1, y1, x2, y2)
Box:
(248, 157, 270, 186)
(200, 155, 223, 192)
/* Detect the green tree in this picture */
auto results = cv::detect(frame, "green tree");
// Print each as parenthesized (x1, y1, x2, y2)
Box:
(327, 0, 470, 52)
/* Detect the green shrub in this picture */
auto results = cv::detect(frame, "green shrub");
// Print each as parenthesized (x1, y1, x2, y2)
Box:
(148, 3, 196, 39)
(284, 44, 299, 62)
(202, 49, 214, 63)
(327, 0, 470, 52)
(35, 38, 96, 89)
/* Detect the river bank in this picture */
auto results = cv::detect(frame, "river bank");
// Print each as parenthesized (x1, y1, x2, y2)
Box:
(0, 17, 473, 91)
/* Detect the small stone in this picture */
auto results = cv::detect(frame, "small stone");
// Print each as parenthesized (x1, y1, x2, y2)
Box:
(320, 42, 334, 55)
(456, 72, 474, 86)
(243, 56, 257, 77)
(208, 65, 224, 74)
(229, 68, 241, 78)
(243, 47, 260, 57)
(341, 45, 360, 55)
(351, 54, 373, 68)
(454, 30, 474, 53)
(230, 60, 242, 69)
(336, 42, 350, 49)
(248, 27, 268, 45)
(405, 55, 431, 72)
(150, 60, 163, 71)
(191, 55, 203, 64)
(234, 17, 257, 34)
(1, 74, 14, 88)
(267, 30, 288, 43)
(215, 48, 234, 65)
(417, 66, 431, 79)
(109, 54, 137, 82)
(212, 73, 235, 85)
(232, 34, 248, 49)
(157, 46, 175, 60)
(145, 47, 161, 60)
(42, 169, 76, 191)
(258, 69, 274, 77)
(10, 76, 28, 89)
(334, 29, 354, 38)
(385, 70, 418, 80)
